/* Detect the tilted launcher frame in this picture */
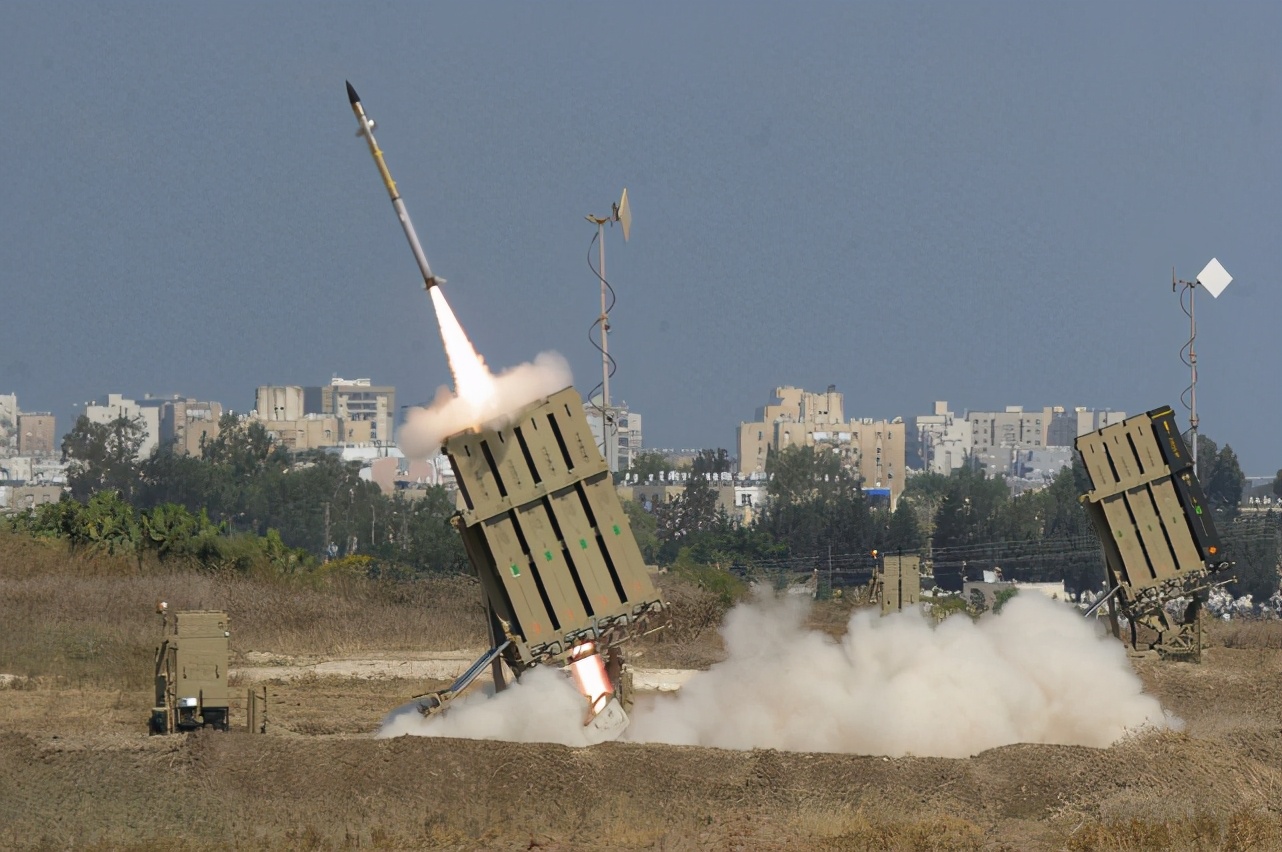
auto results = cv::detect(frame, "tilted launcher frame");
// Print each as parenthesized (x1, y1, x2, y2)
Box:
(1074, 405, 1231, 659)
(421, 386, 667, 736)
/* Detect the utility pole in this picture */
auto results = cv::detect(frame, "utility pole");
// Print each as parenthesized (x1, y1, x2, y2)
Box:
(323, 502, 331, 563)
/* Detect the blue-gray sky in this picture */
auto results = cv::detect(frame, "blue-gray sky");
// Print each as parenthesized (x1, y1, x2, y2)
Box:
(2, 3, 1278, 473)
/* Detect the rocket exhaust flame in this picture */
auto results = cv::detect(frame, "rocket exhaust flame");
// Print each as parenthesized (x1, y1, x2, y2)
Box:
(568, 642, 615, 720)
(430, 287, 495, 403)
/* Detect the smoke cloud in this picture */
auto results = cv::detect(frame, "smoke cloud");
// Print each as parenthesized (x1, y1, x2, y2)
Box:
(378, 666, 600, 746)
(377, 592, 1178, 757)
(398, 350, 573, 458)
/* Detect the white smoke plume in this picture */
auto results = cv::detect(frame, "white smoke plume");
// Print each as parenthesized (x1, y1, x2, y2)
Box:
(378, 666, 599, 746)
(377, 592, 1178, 756)
(398, 350, 573, 458)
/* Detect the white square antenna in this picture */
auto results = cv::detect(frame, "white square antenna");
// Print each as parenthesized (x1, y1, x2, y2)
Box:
(1197, 257, 1232, 298)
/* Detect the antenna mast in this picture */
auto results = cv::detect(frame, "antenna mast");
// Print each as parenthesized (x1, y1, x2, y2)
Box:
(586, 189, 631, 470)
(1172, 257, 1232, 472)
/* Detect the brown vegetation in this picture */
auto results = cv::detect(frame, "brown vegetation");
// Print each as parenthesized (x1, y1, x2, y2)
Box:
(2, 532, 1281, 850)
(0, 531, 485, 689)
(1208, 618, 1282, 650)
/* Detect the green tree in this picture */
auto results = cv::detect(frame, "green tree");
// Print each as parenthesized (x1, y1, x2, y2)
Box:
(70, 490, 140, 555)
(755, 444, 873, 563)
(765, 445, 859, 504)
(140, 503, 200, 561)
(138, 447, 217, 516)
(1272, 469, 1282, 501)
(1035, 461, 1093, 539)
(691, 448, 732, 477)
(201, 415, 283, 473)
(1202, 444, 1245, 521)
(654, 476, 727, 560)
(903, 470, 951, 519)
(620, 497, 660, 564)
(932, 466, 1008, 550)
(621, 451, 670, 483)
(1222, 512, 1281, 601)
(396, 487, 468, 574)
(885, 499, 923, 553)
(993, 587, 1019, 613)
(61, 415, 147, 502)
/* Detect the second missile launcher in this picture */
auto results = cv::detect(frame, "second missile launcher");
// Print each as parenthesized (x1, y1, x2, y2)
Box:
(420, 386, 667, 740)
(1075, 405, 1232, 659)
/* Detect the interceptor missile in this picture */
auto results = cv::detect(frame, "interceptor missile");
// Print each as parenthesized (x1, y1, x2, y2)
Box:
(346, 81, 443, 290)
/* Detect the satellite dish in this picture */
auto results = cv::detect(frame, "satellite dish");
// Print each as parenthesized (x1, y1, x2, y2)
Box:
(615, 188, 631, 242)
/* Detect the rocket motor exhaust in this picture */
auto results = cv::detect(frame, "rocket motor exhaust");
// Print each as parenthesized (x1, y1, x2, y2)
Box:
(346, 81, 443, 290)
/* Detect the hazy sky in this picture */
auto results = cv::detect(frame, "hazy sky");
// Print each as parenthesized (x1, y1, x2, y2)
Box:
(2, 3, 1278, 473)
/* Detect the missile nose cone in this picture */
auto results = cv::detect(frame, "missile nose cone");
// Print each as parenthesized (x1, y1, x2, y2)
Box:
(346, 80, 360, 105)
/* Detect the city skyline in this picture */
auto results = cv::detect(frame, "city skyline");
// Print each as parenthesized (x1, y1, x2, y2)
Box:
(0, 381, 1159, 464)
(3, 4, 1278, 473)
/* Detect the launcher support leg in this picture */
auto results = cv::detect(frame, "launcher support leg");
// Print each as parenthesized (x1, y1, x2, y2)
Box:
(487, 604, 507, 692)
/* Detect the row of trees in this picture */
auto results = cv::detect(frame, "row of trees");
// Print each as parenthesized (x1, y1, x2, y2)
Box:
(45, 413, 467, 575)
(622, 438, 1276, 601)
(8, 489, 308, 573)
(12, 413, 1277, 601)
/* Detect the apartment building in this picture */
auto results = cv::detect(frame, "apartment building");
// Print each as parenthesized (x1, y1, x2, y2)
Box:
(737, 385, 906, 505)
(159, 400, 222, 456)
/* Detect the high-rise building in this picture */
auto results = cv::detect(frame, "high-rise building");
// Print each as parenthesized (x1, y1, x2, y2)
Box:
(584, 402, 643, 472)
(311, 378, 396, 445)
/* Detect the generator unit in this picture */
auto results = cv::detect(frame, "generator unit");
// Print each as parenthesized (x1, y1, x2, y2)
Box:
(1075, 405, 1232, 659)
(420, 386, 667, 739)
(149, 608, 231, 734)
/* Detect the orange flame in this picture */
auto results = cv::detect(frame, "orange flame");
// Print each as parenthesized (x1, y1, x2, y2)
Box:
(568, 642, 614, 716)
(430, 287, 495, 406)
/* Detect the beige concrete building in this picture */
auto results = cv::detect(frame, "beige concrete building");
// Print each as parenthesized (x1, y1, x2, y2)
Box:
(341, 419, 373, 445)
(0, 484, 65, 512)
(965, 405, 1053, 454)
(255, 385, 306, 422)
(255, 381, 393, 450)
(737, 386, 906, 506)
(618, 476, 769, 526)
(16, 413, 56, 457)
(320, 378, 395, 445)
(1046, 406, 1128, 446)
(908, 401, 972, 474)
(261, 416, 341, 452)
(159, 400, 222, 456)
(84, 394, 161, 459)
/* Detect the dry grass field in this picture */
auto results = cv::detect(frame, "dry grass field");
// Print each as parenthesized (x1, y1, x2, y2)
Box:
(2, 531, 1280, 851)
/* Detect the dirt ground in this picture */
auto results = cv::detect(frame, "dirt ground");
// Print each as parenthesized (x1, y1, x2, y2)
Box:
(2, 641, 1281, 850)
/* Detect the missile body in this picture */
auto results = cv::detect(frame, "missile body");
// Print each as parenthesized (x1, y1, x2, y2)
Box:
(346, 81, 443, 290)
